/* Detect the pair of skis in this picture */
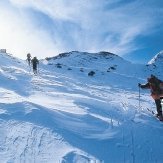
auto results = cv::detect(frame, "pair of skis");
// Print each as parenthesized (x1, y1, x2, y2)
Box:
(146, 108, 163, 122)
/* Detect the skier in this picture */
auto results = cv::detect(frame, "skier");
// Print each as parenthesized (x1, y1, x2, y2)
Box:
(27, 53, 32, 66)
(31, 57, 39, 74)
(138, 74, 163, 121)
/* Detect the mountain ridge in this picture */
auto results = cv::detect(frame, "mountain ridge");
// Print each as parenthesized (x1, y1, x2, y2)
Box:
(42, 50, 163, 80)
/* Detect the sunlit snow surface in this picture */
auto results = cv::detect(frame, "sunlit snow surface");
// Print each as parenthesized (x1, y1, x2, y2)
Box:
(0, 52, 163, 163)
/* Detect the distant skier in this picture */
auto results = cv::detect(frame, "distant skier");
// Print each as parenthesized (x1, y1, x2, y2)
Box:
(138, 74, 163, 121)
(27, 53, 32, 66)
(31, 57, 39, 74)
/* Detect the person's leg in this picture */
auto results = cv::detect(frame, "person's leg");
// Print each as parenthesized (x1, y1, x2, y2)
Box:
(27, 58, 30, 66)
(33, 64, 37, 74)
(34, 69, 37, 74)
(155, 99, 162, 116)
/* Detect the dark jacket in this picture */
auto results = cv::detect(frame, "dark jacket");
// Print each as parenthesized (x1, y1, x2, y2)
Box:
(140, 76, 163, 99)
(32, 58, 39, 69)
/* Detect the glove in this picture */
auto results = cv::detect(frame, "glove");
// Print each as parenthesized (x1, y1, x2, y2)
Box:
(138, 83, 141, 87)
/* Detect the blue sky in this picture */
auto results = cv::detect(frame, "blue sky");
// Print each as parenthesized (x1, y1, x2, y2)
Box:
(0, 0, 162, 63)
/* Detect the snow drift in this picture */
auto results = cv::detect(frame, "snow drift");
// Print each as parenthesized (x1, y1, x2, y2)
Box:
(0, 51, 163, 163)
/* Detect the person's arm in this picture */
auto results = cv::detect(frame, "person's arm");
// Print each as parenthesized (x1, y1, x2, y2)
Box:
(138, 83, 150, 89)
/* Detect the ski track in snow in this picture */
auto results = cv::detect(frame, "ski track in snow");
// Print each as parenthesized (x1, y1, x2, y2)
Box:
(0, 52, 163, 163)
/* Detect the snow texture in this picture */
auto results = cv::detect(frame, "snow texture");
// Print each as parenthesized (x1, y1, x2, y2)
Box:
(0, 51, 163, 163)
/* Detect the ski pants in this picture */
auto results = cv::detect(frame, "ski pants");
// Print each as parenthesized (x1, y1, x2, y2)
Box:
(33, 64, 37, 70)
(155, 99, 162, 116)
(27, 58, 31, 66)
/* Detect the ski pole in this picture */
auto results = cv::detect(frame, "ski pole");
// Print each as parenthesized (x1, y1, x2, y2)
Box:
(37, 63, 39, 74)
(138, 85, 141, 110)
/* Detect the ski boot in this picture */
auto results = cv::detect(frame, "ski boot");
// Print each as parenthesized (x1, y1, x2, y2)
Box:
(158, 115, 163, 121)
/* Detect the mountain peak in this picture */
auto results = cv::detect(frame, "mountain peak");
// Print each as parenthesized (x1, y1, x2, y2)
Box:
(148, 51, 163, 65)
(146, 51, 163, 78)
(45, 51, 123, 62)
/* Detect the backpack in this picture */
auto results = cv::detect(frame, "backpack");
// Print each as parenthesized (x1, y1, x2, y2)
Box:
(159, 83, 163, 92)
(148, 77, 163, 94)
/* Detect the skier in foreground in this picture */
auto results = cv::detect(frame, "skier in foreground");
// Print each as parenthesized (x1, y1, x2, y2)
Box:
(31, 57, 39, 74)
(27, 53, 32, 66)
(139, 74, 163, 121)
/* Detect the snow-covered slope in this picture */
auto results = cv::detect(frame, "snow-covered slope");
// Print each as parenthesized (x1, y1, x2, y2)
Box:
(45, 51, 145, 77)
(148, 51, 163, 65)
(147, 51, 163, 78)
(0, 51, 163, 163)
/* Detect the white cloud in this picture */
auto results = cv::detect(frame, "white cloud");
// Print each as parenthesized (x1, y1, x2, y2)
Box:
(0, 2, 63, 59)
(1, 0, 162, 59)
